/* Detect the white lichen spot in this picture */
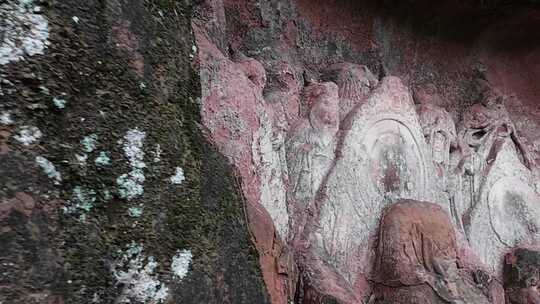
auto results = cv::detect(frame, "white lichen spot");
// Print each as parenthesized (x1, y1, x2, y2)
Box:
(95, 151, 111, 166)
(39, 85, 49, 95)
(189, 44, 197, 58)
(0, 112, 14, 125)
(102, 190, 112, 201)
(75, 153, 88, 166)
(139, 82, 146, 90)
(171, 249, 192, 280)
(117, 170, 145, 200)
(128, 206, 143, 218)
(169, 167, 185, 185)
(72, 16, 79, 23)
(0, 0, 50, 65)
(64, 186, 97, 214)
(14, 125, 42, 145)
(35, 156, 61, 184)
(81, 134, 98, 153)
(113, 242, 169, 304)
(117, 129, 146, 200)
(153, 144, 161, 163)
(91, 293, 100, 303)
(53, 97, 67, 109)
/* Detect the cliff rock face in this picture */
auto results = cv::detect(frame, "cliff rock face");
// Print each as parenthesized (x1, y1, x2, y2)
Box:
(1, 1, 268, 303)
(3, 0, 540, 304)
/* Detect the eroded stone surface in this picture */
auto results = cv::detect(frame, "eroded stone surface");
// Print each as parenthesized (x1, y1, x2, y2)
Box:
(459, 82, 540, 276)
(504, 247, 540, 304)
(373, 200, 493, 304)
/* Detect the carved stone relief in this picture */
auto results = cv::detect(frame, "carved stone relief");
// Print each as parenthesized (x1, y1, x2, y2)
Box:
(196, 33, 540, 302)
(285, 81, 339, 237)
(305, 76, 444, 296)
(416, 103, 457, 178)
(459, 82, 540, 276)
(465, 139, 540, 276)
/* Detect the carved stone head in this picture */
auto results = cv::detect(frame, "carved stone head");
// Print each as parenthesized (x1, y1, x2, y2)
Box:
(325, 63, 378, 119)
(303, 82, 340, 133)
(417, 104, 457, 169)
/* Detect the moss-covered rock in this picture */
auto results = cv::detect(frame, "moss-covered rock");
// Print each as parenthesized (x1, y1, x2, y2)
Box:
(0, 0, 269, 303)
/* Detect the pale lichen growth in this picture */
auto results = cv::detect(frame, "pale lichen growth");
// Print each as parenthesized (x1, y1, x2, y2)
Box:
(35, 156, 61, 184)
(0, 112, 14, 125)
(63, 186, 97, 214)
(117, 129, 146, 200)
(171, 249, 192, 280)
(153, 144, 161, 163)
(113, 242, 169, 304)
(128, 206, 143, 218)
(95, 151, 111, 166)
(81, 134, 98, 153)
(169, 167, 185, 185)
(14, 125, 42, 145)
(53, 97, 67, 109)
(0, 0, 50, 65)
(103, 189, 112, 201)
(75, 153, 88, 166)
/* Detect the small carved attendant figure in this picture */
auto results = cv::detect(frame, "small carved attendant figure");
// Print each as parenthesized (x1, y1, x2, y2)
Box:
(325, 63, 378, 120)
(416, 103, 464, 230)
(504, 248, 540, 304)
(286, 82, 339, 231)
(373, 200, 492, 304)
(417, 104, 457, 178)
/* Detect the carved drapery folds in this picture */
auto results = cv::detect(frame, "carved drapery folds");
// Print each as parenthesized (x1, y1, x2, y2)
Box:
(373, 200, 492, 304)
(286, 82, 340, 237)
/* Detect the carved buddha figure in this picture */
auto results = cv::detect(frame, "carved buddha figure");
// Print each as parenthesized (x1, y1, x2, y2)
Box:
(298, 77, 446, 303)
(373, 200, 492, 304)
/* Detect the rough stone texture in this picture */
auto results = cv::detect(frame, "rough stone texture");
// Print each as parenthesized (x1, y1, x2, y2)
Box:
(4, 0, 540, 303)
(0, 1, 269, 303)
(504, 247, 540, 304)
